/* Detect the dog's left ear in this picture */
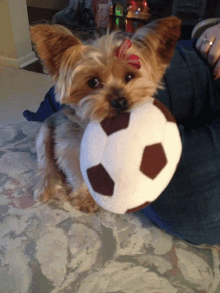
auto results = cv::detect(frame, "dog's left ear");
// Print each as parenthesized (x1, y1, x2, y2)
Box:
(30, 24, 84, 80)
(132, 16, 182, 72)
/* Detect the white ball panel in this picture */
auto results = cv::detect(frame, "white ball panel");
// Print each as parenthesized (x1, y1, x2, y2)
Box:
(130, 97, 154, 112)
(80, 121, 107, 169)
(162, 122, 182, 166)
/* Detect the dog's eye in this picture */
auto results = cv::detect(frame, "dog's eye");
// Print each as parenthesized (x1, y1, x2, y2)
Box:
(88, 77, 100, 89)
(125, 73, 135, 83)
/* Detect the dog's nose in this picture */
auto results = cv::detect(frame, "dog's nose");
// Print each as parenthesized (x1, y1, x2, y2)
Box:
(110, 97, 128, 112)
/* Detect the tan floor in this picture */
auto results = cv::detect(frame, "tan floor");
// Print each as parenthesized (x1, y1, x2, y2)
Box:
(0, 65, 54, 125)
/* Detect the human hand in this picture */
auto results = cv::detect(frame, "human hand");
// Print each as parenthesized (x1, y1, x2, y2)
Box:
(196, 23, 220, 80)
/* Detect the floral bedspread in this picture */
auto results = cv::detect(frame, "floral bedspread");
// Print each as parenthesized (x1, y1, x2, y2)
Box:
(1, 121, 220, 293)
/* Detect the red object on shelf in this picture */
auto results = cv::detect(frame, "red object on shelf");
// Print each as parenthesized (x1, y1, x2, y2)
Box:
(128, 0, 148, 11)
(129, 1, 138, 11)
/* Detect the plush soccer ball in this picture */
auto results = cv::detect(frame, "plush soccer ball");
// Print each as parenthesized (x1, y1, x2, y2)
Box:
(80, 98, 182, 214)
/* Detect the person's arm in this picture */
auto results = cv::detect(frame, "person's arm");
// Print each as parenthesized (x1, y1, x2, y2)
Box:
(195, 19, 220, 80)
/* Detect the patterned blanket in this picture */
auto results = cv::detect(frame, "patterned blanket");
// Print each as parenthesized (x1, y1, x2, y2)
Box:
(1, 121, 220, 293)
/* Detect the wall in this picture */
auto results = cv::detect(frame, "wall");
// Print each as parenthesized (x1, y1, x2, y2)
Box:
(0, 0, 37, 68)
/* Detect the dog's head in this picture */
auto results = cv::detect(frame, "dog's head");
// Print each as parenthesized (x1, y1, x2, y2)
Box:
(30, 17, 181, 120)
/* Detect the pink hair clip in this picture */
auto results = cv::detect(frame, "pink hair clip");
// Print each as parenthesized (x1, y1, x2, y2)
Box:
(115, 39, 141, 70)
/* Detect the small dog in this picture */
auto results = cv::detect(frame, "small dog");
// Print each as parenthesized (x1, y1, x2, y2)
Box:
(31, 16, 181, 213)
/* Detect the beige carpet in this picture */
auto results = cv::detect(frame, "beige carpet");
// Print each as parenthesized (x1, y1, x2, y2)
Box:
(0, 65, 54, 125)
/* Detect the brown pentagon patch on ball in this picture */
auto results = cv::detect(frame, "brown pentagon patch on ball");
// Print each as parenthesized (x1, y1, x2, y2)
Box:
(100, 112, 130, 136)
(87, 164, 114, 196)
(153, 99, 176, 123)
(126, 201, 152, 213)
(140, 143, 167, 179)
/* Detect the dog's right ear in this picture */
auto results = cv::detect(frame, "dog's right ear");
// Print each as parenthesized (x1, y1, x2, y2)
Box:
(30, 24, 84, 80)
(131, 16, 181, 77)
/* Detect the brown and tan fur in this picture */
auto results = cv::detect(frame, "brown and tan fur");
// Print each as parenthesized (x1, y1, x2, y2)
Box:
(31, 16, 181, 213)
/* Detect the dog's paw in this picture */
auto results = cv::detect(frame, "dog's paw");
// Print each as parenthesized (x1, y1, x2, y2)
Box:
(68, 183, 100, 213)
(33, 179, 70, 204)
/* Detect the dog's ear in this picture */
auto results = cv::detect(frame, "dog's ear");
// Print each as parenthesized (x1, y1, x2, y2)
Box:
(30, 24, 84, 80)
(132, 16, 182, 70)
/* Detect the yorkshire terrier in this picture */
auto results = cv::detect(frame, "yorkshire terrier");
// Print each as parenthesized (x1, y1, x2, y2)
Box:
(31, 16, 181, 213)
